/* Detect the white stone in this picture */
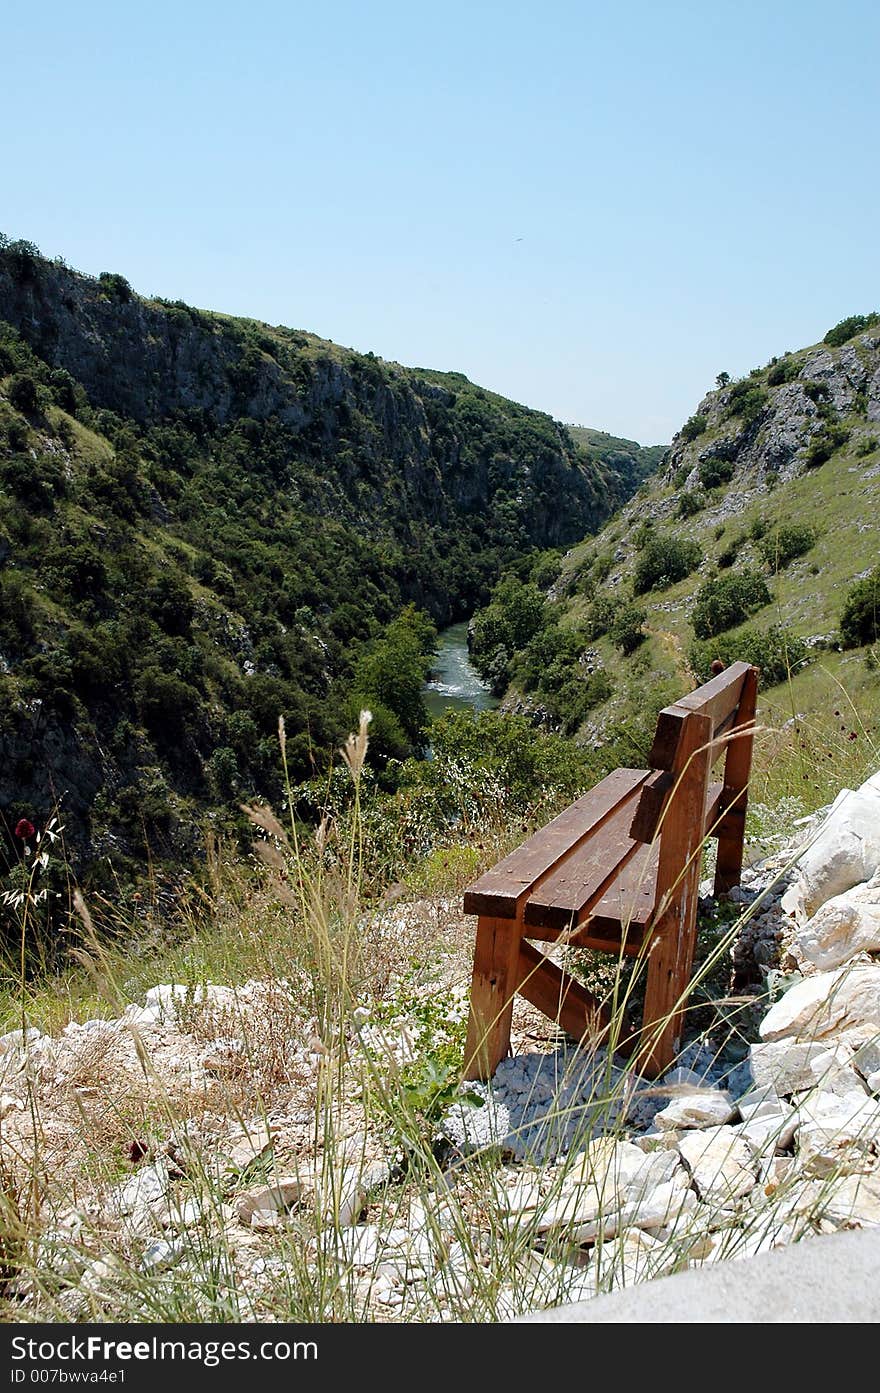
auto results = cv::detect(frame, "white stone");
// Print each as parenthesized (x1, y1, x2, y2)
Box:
(781, 783, 880, 922)
(677, 1126, 757, 1205)
(807, 1044, 867, 1098)
(797, 875, 880, 971)
(112, 1162, 170, 1216)
(0, 1092, 24, 1118)
(759, 963, 880, 1043)
(795, 1092, 880, 1176)
(236, 1177, 303, 1225)
(818, 1171, 880, 1227)
(749, 1041, 830, 1094)
(737, 1109, 797, 1154)
(653, 1091, 736, 1131)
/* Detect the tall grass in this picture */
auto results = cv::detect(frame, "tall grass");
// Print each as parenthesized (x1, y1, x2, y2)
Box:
(1, 693, 878, 1323)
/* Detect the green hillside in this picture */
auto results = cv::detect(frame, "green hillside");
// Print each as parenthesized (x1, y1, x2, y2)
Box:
(0, 235, 661, 898)
(471, 317, 880, 808)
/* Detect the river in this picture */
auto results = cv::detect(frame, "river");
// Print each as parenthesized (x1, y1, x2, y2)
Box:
(423, 620, 498, 719)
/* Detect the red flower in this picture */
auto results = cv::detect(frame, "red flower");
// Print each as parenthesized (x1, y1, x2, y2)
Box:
(15, 818, 35, 841)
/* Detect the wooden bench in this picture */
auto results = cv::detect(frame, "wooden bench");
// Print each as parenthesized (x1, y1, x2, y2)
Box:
(461, 660, 759, 1080)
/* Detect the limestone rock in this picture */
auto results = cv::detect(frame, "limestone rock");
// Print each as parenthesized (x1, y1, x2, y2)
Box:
(677, 1126, 757, 1205)
(653, 1091, 736, 1131)
(236, 1178, 303, 1226)
(111, 1161, 170, 1217)
(794, 1092, 880, 1176)
(781, 782, 880, 922)
(750, 1040, 833, 1094)
(797, 873, 880, 971)
(758, 963, 880, 1043)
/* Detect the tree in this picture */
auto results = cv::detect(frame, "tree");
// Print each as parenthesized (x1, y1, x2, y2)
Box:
(715, 372, 731, 389)
(352, 604, 437, 747)
(8, 373, 39, 415)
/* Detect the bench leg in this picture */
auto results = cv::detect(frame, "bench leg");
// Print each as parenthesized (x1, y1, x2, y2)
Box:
(462, 915, 522, 1081)
(638, 927, 694, 1077)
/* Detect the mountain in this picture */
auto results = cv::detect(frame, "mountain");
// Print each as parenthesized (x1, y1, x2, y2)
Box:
(470, 315, 880, 785)
(566, 425, 666, 495)
(0, 235, 660, 886)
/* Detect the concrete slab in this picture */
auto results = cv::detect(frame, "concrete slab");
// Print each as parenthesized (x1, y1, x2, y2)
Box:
(517, 1228, 880, 1323)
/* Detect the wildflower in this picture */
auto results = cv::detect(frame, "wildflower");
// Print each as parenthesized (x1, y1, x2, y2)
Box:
(15, 818, 35, 841)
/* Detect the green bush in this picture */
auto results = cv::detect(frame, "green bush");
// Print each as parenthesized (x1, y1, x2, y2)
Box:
(7, 372, 39, 414)
(680, 415, 707, 443)
(697, 455, 735, 489)
(690, 624, 809, 688)
(633, 532, 702, 594)
(691, 569, 771, 639)
(677, 489, 706, 518)
(823, 313, 879, 348)
(839, 565, 880, 648)
(584, 591, 620, 639)
(756, 523, 817, 571)
(725, 380, 768, 424)
(804, 424, 850, 468)
(609, 602, 647, 655)
(767, 357, 799, 387)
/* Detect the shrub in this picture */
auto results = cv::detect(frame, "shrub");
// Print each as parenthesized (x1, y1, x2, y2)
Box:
(7, 372, 39, 415)
(697, 455, 735, 489)
(804, 424, 850, 468)
(767, 357, 799, 387)
(839, 565, 880, 648)
(756, 523, 817, 571)
(680, 415, 707, 443)
(691, 569, 771, 639)
(677, 489, 705, 518)
(823, 313, 879, 348)
(633, 532, 702, 594)
(725, 380, 768, 424)
(609, 602, 647, 655)
(584, 592, 619, 639)
(690, 624, 809, 688)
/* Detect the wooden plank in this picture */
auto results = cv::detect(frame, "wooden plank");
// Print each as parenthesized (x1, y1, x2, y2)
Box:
(674, 660, 751, 728)
(638, 711, 713, 1077)
(647, 663, 751, 772)
(714, 665, 759, 894)
(585, 841, 658, 938)
(462, 916, 522, 1081)
(522, 794, 648, 933)
(463, 767, 649, 919)
(515, 940, 608, 1042)
(631, 772, 724, 846)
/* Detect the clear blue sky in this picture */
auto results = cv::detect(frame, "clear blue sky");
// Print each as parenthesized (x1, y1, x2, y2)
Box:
(3, 0, 878, 443)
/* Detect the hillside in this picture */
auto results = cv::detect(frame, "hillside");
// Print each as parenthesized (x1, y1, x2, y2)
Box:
(471, 315, 880, 806)
(566, 425, 667, 494)
(0, 236, 660, 896)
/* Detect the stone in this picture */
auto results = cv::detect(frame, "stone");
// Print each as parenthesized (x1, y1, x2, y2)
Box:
(781, 782, 880, 922)
(0, 1092, 24, 1119)
(112, 1161, 170, 1216)
(796, 875, 880, 971)
(236, 1177, 303, 1225)
(794, 1092, 880, 1176)
(749, 1041, 830, 1094)
(677, 1127, 757, 1205)
(314, 1160, 391, 1227)
(807, 1044, 867, 1098)
(758, 963, 880, 1043)
(818, 1172, 880, 1228)
(141, 1238, 183, 1271)
(653, 1091, 736, 1131)
(736, 1110, 797, 1155)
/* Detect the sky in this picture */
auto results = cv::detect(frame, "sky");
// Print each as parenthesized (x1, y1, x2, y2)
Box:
(2, 0, 878, 444)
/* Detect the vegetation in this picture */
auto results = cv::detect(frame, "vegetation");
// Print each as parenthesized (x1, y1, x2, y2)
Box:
(691, 569, 772, 639)
(0, 238, 662, 900)
(632, 531, 702, 594)
(823, 312, 879, 348)
(690, 624, 809, 687)
(755, 523, 817, 572)
(840, 565, 880, 649)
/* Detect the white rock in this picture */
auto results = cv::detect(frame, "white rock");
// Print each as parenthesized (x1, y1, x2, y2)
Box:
(237, 1177, 303, 1225)
(737, 1087, 784, 1123)
(677, 1126, 757, 1205)
(781, 783, 880, 922)
(795, 1092, 880, 1176)
(113, 1162, 170, 1216)
(759, 963, 880, 1043)
(818, 1171, 880, 1227)
(0, 1092, 24, 1118)
(0, 1027, 42, 1053)
(141, 1238, 183, 1271)
(807, 1044, 867, 1098)
(749, 1041, 830, 1094)
(797, 875, 880, 971)
(653, 1091, 736, 1131)
(314, 1160, 391, 1227)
